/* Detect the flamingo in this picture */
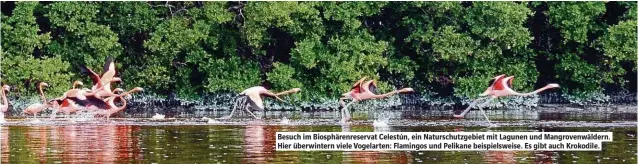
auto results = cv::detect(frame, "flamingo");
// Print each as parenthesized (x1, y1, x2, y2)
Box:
(52, 81, 86, 117)
(23, 82, 53, 118)
(219, 86, 301, 119)
(73, 87, 143, 120)
(339, 77, 414, 122)
(78, 56, 119, 92)
(78, 64, 121, 99)
(1, 84, 10, 114)
(99, 56, 118, 90)
(453, 74, 560, 125)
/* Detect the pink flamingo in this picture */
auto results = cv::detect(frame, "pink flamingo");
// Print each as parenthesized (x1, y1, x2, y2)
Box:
(1, 84, 10, 114)
(92, 87, 143, 120)
(339, 77, 414, 122)
(23, 82, 53, 118)
(219, 86, 301, 119)
(453, 74, 560, 124)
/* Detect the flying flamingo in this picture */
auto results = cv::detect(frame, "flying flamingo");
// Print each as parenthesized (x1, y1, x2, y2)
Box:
(453, 74, 560, 124)
(50, 77, 122, 107)
(79, 56, 119, 91)
(23, 82, 53, 118)
(1, 84, 10, 114)
(78, 64, 122, 99)
(219, 86, 301, 119)
(339, 77, 414, 122)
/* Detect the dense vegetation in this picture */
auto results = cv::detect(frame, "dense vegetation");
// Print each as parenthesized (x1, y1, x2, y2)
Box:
(1, 2, 636, 102)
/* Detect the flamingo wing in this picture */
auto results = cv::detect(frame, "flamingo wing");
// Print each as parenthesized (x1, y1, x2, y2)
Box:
(102, 56, 115, 76)
(368, 82, 379, 94)
(78, 64, 102, 87)
(487, 79, 496, 88)
(69, 96, 111, 109)
(506, 77, 514, 88)
(49, 98, 63, 105)
(350, 77, 367, 93)
(492, 76, 507, 90)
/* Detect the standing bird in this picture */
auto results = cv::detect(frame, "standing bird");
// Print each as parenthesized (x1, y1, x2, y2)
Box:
(339, 77, 414, 122)
(1, 84, 10, 113)
(219, 86, 301, 119)
(23, 82, 52, 118)
(453, 74, 560, 125)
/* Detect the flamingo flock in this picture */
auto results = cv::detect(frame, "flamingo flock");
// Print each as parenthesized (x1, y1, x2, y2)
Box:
(0, 56, 144, 120)
(0, 56, 559, 125)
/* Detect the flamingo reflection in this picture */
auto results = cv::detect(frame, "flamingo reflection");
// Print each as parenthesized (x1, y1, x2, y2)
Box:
(243, 125, 278, 164)
(17, 125, 142, 163)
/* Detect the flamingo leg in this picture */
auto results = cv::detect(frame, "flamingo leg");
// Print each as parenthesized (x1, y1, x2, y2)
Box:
(218, 96, 245, 120)
(219, 107, 237, 120)
(476, 98, 495, 125)
(453, 97, 488, 118)
(244, 105, 260, 119)
(341, 101, 356, 122)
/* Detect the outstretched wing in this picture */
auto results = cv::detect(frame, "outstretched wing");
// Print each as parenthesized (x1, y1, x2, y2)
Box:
(350, 77, 367, 93)
(368, 83, 379, 94)
(68, 96, 111, 109)
(78, 64, 101, 86)
(506, 77, 514, 88)
(487, 79, 496, 88)
(102, 56, 115, 76)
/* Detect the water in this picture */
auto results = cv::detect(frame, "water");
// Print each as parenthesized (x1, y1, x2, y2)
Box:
(0, 110, 636, 163)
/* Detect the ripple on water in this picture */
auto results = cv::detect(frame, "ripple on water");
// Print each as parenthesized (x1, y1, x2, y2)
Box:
(0, 118, 634, 128)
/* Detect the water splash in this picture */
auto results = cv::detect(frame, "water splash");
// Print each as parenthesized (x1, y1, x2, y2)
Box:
(202, 117, 219, 124)
(0, 113, 6, 123)
(280, 117, 290, 124)
(29, 119, 42, 123)
(373, 112, 390, 130)
(152, 113, 165, 120)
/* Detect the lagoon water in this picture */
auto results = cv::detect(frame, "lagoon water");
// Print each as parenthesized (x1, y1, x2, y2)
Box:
(0, 109, 636, 163)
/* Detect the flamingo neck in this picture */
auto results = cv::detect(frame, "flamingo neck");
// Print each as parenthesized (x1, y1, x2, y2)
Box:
(120, 89, 141, 97)
(1, 90, 7, 106)
(39, 85, 46, 104)
(372, 90, 400, 99)
(113, 97, 127, 114)
(510, 85, 555, 96)
(274, 89, 297, 96)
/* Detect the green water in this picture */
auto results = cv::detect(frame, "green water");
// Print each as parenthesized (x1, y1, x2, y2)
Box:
(1, 124, 635, 163)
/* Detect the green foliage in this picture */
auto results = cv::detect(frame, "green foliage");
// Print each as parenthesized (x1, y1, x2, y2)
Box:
(465, 2, 532, 48)
(602, 20, 638, 71)
(548, 2, 606, 43)
(1, 2, 72, 97)
(45, 2, 123, 69)
(1, 1, 636, 102)
(201, 56, 261, 92)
